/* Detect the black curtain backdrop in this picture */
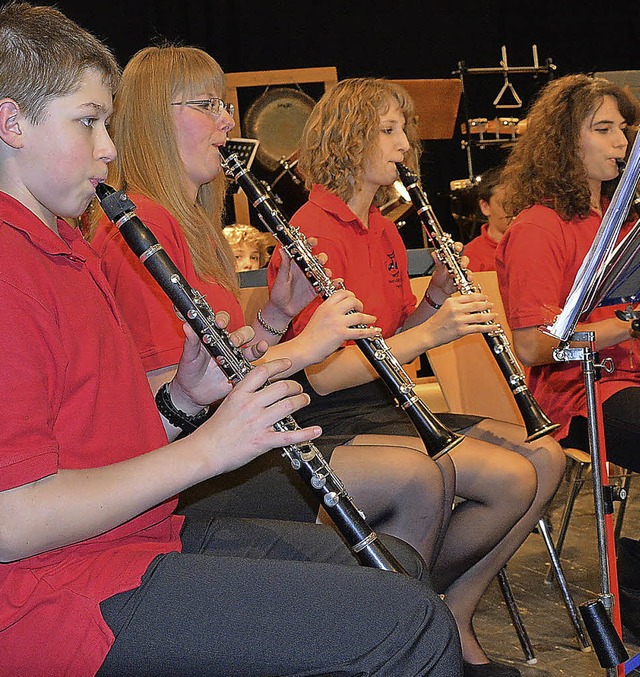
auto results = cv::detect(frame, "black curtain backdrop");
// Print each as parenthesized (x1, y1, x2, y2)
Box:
(17, 0, 640, 241)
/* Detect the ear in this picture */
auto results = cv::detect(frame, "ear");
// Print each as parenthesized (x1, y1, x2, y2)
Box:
(479, 198, 491, 218)
(0, 99, 25, 149)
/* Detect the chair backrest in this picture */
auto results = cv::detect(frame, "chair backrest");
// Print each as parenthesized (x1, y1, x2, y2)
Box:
(239, 285, 270, 326)
(410, 271, 524, 425)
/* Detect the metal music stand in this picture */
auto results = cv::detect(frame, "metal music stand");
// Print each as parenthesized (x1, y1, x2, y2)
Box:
(544, 173, 640, 674)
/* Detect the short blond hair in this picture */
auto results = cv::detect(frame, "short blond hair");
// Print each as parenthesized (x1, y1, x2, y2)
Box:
(223, 224, 272, 267)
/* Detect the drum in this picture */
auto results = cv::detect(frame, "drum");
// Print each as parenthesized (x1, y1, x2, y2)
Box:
(243, 87, 316, 173)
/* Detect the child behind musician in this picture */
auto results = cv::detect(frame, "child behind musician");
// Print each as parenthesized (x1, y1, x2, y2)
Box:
(267, 77, 567, 676)
(223, 222, 273, 271)
(464, 166, 512, 272)
(0, 3, 462, 675)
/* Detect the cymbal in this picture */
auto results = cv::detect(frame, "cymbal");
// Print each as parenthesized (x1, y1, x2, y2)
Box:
(243, 88, 316, 173)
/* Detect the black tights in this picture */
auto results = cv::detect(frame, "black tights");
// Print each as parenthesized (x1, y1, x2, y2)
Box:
(332, 418, 566, 664)
(561, 386, 640, 472)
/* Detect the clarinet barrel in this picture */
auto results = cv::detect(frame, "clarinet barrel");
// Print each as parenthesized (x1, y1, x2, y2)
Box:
(95, 182, 407, 574)
(395, 162, 559, 443)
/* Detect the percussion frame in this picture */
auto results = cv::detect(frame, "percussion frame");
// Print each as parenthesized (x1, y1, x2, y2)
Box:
(225, 67, 338, 225)
(454, 44, 556, 178)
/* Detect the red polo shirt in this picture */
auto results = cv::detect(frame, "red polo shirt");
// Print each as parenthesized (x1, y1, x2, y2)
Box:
(0, 192, 182, 675)
(267, 185, 416, 341)
(496, 203, 640, 441)
(92, 194, 244, 372)
(464, 223, 498, 272)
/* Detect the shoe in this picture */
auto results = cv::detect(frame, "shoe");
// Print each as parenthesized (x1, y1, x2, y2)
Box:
(462, 659, 521, 676)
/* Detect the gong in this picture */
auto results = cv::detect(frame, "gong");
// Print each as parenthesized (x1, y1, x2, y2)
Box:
(243, 87, 316, 173)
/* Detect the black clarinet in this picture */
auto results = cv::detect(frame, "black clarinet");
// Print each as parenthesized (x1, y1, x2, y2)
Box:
(95, 182, 406, 574)
(219, 146, 462, 459)
(395, 162, 559, 442)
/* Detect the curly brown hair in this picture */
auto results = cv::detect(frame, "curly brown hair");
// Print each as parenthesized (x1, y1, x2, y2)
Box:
(501, 74, 640, 220)
(297, 78, 422, 207)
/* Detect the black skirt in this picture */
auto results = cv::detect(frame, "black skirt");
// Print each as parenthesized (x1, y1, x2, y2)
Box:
(177, 372, 482, 523)
(293, 371, 482, 455)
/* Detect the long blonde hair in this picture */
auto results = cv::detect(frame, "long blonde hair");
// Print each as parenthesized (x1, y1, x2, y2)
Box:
(298, 78, 421, 207)
(91, 44, 238, 293)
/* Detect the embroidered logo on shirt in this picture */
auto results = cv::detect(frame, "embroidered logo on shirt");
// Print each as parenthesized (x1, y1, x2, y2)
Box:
(386, 251, 401, 287)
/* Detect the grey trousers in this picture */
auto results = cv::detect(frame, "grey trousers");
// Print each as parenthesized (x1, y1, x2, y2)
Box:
(98, 515, 462, 676)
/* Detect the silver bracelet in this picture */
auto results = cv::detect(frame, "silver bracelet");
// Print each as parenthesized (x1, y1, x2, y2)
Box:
(256, 309, 288, 336)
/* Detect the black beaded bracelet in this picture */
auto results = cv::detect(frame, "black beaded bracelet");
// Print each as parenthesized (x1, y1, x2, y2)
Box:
(424, 292, 443, 310)
(155, 382, 209, 434)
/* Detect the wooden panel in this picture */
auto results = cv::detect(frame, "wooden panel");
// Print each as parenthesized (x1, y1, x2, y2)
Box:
(411, 272, 524, 424)
(224, 67, 338, 225)
(388, 79, 462, 140)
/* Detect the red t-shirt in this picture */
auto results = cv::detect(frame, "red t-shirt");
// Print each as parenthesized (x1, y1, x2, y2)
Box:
(0, 192, 182, 675)
(267, 185, 416, 341)
(92, 194, 244, 372)
(496, 203, 640, 441)
(464, 223, 498, 272)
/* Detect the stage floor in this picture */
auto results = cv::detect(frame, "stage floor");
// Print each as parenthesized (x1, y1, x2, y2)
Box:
(473, 464, 640, 676)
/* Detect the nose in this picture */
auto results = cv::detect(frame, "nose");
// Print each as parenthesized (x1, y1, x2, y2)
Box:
(614, 127, 628, 149)
(218, 109, 235, 134)
(96, 124, 117, 163)
(398, 130, 410, 154)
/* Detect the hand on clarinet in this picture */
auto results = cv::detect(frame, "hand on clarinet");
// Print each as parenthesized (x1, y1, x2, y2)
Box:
(191, 358, 322, 476)
(426, 242, 469, 302)
(298, 288, 382, 364)
(269, 237, 330, 320)
(424, 293, 498, 348)
(170, 315, 269, 413)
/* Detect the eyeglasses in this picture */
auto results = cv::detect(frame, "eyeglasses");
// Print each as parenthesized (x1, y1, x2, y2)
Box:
(171, 97, 235, 118)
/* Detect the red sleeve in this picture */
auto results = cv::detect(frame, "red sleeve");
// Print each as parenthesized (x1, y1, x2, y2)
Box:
(0, 278, 59, 490)
(496, 208, 568, 330)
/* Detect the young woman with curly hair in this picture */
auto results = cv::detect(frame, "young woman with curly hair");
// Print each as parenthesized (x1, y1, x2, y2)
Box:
(268, 77, 567, 677)
(497, 73, 640, 469)
(496, 72, 640, 640)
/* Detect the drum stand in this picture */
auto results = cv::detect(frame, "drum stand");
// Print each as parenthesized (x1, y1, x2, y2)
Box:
(553, 332, 628, 676)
